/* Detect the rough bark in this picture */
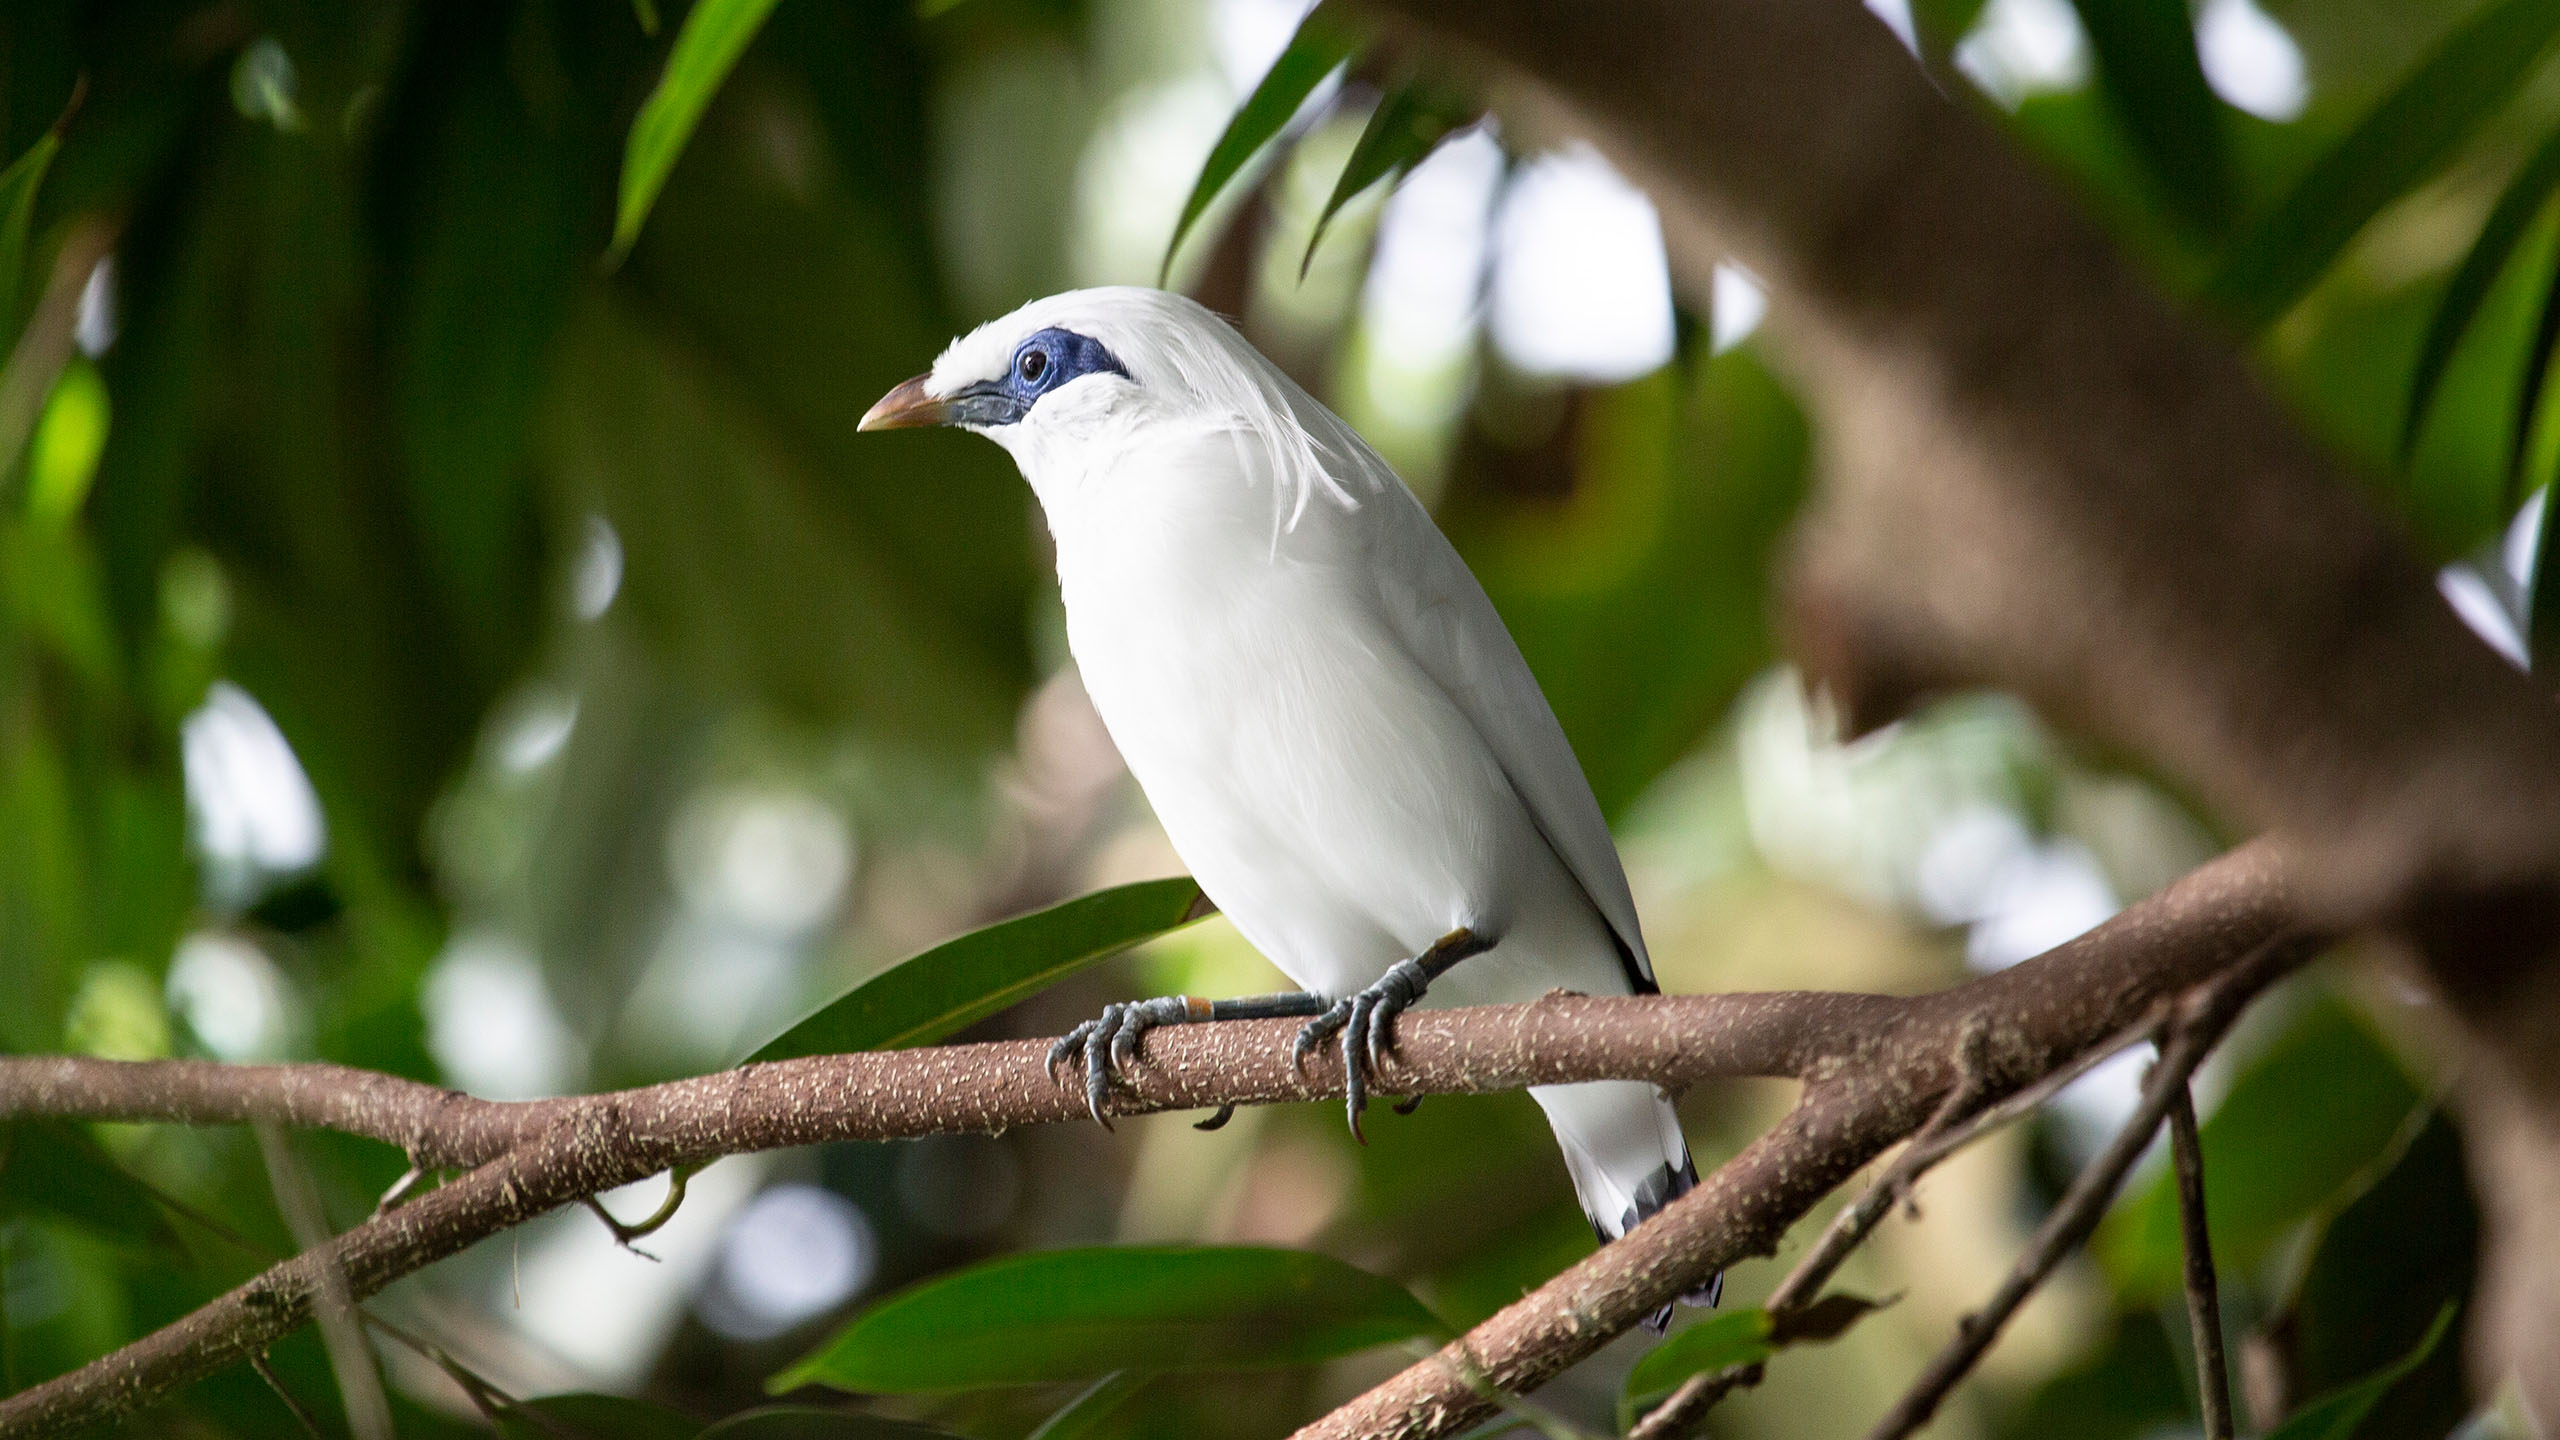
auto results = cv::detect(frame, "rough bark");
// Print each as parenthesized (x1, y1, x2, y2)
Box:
(1356, 0, 2560, 1412)
(1, 844, 2290, 1439)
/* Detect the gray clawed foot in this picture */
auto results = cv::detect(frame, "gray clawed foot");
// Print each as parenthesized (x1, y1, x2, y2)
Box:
(1291, 957, 1433, 1145)
(1048, 996, 1192, 1128)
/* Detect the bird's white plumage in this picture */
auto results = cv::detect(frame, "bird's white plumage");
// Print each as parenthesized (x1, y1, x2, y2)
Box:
(925, 287, 1689, 1242)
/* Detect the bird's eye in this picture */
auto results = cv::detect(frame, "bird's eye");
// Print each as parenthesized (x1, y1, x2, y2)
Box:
(1018, 348, 1050, 385)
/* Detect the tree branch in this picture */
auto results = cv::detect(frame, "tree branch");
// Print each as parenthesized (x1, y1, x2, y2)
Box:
(1354, 0, 2560, 1408)
(2170, 1081, 2236, 1440)
(1290, 844, 2298, 1440)
(0, 843, 2293, 1439)
(1864, 964, 2263, 1439)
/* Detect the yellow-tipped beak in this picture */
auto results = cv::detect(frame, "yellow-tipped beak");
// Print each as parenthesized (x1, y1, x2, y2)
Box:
(858, 374, 949, 431)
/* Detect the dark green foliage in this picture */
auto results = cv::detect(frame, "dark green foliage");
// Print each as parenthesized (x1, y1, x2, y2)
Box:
(2067, 0, 2228, 233)
(1302, 80, 1475, 275)
(743, 877, 1208, 1063)
(2205, 0, 2560, 329)
(1159, 8, 1363, 280)
(772, 1246, 1442, 1393)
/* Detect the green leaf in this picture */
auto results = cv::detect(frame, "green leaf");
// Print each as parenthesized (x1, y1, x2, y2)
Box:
(0, 127, 60, 342)
(612, 0, 787, 261)
(696, 1407, 968, 1439)
(1301, 82, 1474, 277)
(1619, 1293, 1881, 1413)
(1025, 1372, 1148, 1440)
(2262, 1304, 2457, 1440)
(0, 1122, 179, 1251)
(2100, 993, 2420, 1298)
(1622, 1309, 1776, 1406)
(496, 1393, 702, 1440)
(2067, 0, 2228, 234)
(2205, 0, 2560, 329)
(741, 877, 1208, 1064)
(771, 1246, 1443, 1393)
(1161, 11, 1362, 283)
(2507, 244, 2560, 517)
(2401, 126, 2560, 461)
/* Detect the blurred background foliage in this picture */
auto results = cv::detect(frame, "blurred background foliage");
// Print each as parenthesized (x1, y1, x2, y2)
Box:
(0, 0, 2553, 1435)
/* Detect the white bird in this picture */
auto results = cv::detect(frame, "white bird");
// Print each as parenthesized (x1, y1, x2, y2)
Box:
(862, 287, 1711, 1310)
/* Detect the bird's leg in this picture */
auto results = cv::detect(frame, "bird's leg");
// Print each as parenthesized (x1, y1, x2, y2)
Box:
(1295, 927, 1495, 1143)
(1047, 991, 1330, 1128)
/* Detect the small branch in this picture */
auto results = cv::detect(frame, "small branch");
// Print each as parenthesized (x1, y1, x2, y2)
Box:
(1293, 843, 2298, 1440)
(2170, 1082, 2235, 1440)
(0, 843, 2296, 1440)
(1860, 956, 2273, 1440)
(246, 1353, 327, 1440)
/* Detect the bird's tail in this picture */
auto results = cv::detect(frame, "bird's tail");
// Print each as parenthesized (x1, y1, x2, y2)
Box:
(1530, 1080, 1722, 1331)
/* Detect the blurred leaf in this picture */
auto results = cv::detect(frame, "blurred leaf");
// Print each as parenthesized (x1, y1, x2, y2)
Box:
(0, 1122, 178, 1250)
(771, 1246, 1442, 1393)
(1302, 82, 1472, 276)
(496, 1392, 701, 1440)
(2206, 0, 2560, 329)
(697, 1408, 968, 1439)
(1025, 1372, 1148, 1440)
(613, 0, 785, 260)
(741, 876, 1209, 1064)
(0, 123, 58, 343)
(632, 0, 662, 38)
(1620, 1295, 1881, 1413)
(1622, 1309, 1775, 1407)
(2067, 0, 2228, 233)
(2262, 1304, 2456, 1440)
(2101, 993, 2419, 1297)
(1162, 10, 1362, 282)
(2400, 126, 2560, 461)
(2508, 247, 2560, 515)
(1993, 1313, 2189, 1440)
(1910, 0, 1990, 72)
(2279, 1112, 2477, 1440)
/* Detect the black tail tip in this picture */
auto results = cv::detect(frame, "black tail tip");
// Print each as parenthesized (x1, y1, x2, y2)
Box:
(1625, 1156, 1720, 1333)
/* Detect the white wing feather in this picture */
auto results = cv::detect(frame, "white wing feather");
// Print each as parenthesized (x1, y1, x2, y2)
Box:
(1268, 384, 1656, 989)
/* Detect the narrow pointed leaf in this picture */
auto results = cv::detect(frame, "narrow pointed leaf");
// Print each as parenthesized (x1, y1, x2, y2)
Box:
(1161, 12, 1362, 283)
(771, 1247, 1442, 1393)
(1301, 83, 1474, 278)
(612, 0, 786, 261)
(1619, 1293, 1881, 1412)
(1622, 1309, 1776, 1406)
(2068, 0, 2228, 233)
(2205, 0, 2560, 330)
(2507, 246, 2560, 517)
(2402, 126, 2560, 461)
(2261, 1303, 2456, 1440)
(740, 877, 1209, 1064)
(0, 128, 62, 340)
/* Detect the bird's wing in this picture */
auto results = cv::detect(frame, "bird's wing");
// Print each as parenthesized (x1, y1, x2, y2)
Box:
(1365, 474, 1657, 993)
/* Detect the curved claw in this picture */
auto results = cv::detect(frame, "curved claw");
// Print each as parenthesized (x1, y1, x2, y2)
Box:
(1194, 1103, 1238, 1132)
(1342, 990, 1387, 1143)
(1048, 1021, 1100, 1081)
(1293, 1000, 1353, 1074)
(1084, 1003, 1124, 1126)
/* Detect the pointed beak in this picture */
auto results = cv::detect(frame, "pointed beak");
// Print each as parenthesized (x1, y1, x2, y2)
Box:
(858, 373, 950, 431)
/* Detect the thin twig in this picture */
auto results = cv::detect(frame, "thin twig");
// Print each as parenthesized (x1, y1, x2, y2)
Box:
(246, 1352, 328, 1440)
(1628, 1003, 2177, 1440)
(2170, 1081, 2234, 1440)
(1861, 952, 2276, 1440)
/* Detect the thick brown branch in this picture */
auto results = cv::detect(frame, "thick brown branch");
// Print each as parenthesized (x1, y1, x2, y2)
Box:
(1864, 963, 2265, 1439)
(0, 844, 2290, 1439)
(1293, 843, 2295, 1440)
(1357, 0, 2560, 1408)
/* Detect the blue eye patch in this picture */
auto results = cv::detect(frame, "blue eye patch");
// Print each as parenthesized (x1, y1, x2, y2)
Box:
(943, 327, 1130, 426)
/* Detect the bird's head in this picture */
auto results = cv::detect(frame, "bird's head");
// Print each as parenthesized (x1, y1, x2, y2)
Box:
(862, 286, 1372, 527)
